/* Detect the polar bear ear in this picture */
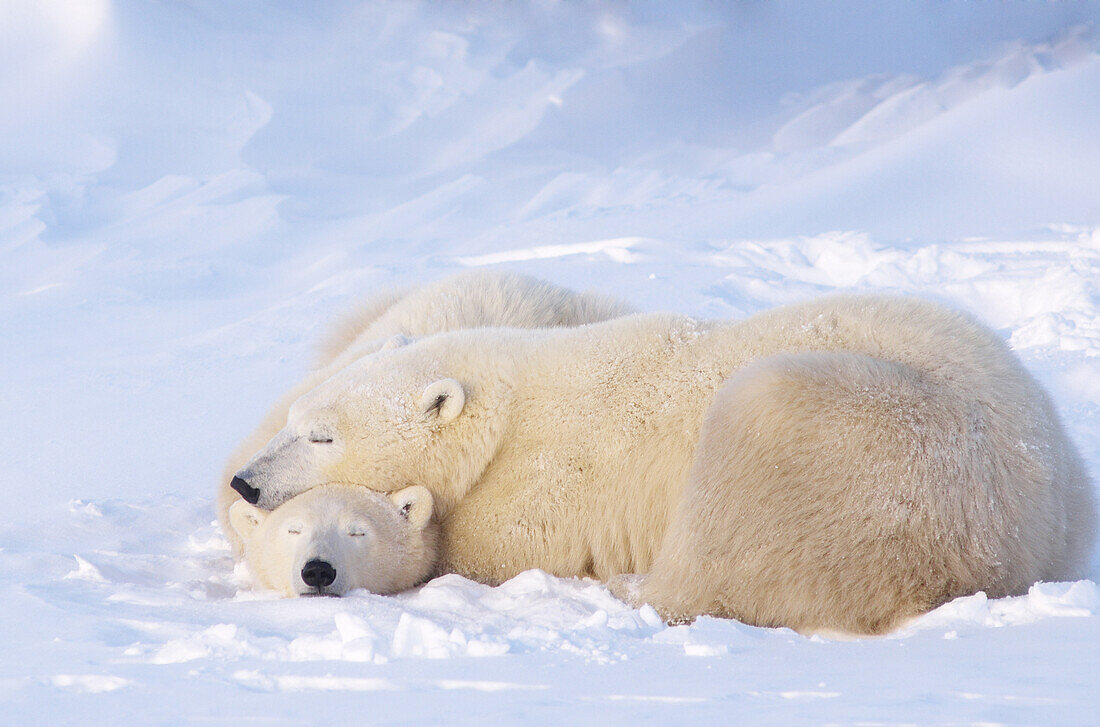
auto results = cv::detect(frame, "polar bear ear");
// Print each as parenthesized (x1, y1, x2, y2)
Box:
(418, 378, 465, 424)
(390, 485, 434, 530)
(381, 334, 410, 351)
(229, 499, 268, 539)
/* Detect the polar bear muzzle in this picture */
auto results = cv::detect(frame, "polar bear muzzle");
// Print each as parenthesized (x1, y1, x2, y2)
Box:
(230, 475, 261, 505)
(300, 558, 337, 594)
(231, 425, 336, 510)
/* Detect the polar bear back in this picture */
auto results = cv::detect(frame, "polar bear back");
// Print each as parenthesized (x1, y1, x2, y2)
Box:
(436, 296, 1094, 604)
(320, 270, 634, 373)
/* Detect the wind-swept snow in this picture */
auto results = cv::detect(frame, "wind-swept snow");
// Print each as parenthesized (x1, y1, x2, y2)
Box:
(1, 2, 1099, 724)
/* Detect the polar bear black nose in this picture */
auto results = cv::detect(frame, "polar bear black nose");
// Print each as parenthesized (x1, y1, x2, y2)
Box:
(301, 559, 336, 589)
(231, 475, 260, 505)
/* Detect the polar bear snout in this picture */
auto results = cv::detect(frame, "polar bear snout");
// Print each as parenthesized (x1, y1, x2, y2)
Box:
(301, 558, 337, 591)
(230, 475, 261, 505)
(232, 426, 338, 511)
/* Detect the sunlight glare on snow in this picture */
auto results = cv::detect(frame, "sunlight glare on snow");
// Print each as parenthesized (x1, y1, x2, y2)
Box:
(50, 674, 133, 693)
(40, 0, 109, 47)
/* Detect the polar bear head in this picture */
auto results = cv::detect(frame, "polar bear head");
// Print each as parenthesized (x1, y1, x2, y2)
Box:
(229, 333, 512, 514)
(228, 483, 438, 597)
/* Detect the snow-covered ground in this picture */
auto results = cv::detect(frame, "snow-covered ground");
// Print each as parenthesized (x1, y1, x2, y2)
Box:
(2, 2, 1099, 724)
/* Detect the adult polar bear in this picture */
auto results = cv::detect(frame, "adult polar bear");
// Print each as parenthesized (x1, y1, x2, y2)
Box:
(218, 271, 632, 556)
(230, 294, 1096, 635)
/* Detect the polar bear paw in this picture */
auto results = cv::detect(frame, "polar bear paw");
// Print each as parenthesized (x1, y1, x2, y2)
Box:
(607, 573, 647, 607)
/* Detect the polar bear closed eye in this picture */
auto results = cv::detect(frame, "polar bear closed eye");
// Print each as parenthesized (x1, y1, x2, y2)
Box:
(229, 483, 438, 597)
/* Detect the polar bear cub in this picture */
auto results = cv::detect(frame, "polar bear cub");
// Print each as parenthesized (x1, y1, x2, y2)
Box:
(228, 484, 438, 597)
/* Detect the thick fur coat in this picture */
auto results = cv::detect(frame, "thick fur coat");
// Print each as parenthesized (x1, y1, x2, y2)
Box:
(230, 294, 1096, 635)
(218, 271, 632, 555)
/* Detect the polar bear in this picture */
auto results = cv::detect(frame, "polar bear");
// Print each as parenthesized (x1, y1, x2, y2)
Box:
(229, 295, 1096, 634)
(228, 484, 438, 597)
(219, 271, 632, 555)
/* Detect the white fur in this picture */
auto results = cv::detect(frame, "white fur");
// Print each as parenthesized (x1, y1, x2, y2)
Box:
(229, 484, 438, 597)
(418, 379, 465, 423)
(232, 294, 1096, 634)
(218, 271, 632, 554)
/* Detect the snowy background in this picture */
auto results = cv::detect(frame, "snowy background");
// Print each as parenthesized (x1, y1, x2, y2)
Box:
(2, 1, 1100, 724)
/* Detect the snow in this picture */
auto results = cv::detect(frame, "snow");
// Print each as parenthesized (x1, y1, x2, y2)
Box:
(2, 1, 1099, 724)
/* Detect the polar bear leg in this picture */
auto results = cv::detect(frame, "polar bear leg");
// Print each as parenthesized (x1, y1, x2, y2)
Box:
(639, 351, 1031, 635)
(606, 573, 647, 607)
